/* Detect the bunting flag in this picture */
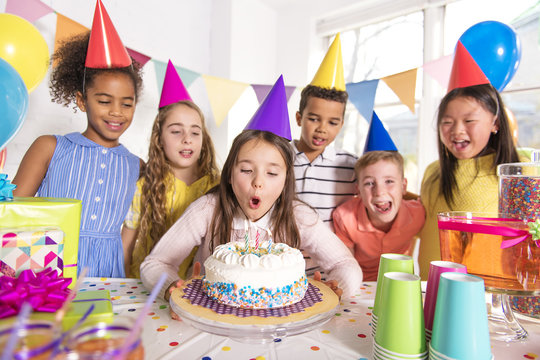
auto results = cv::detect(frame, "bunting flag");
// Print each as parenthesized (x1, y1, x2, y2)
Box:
(381, 68, 417, 114)
(423, 54, 453, 90)
(5, 0, 53, 22)
(126, 48, 151, 67)
(54, 13, 89, 64)
(251, 84, 296, 104)
(153, 59, 200, 94)
(346, 79, 379, 122)
(202, 75, 249, 126)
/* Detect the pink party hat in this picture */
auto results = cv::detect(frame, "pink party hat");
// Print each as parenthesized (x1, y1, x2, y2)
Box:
(363, 111, 398, 153)
(86, 0, 131, 68)
(244, 75, 291, 140)
(159, 60, 192, 108)
(447, 41, 490, 92)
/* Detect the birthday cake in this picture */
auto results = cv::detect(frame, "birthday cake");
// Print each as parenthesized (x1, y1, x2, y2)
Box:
(202, 241, 308, 309)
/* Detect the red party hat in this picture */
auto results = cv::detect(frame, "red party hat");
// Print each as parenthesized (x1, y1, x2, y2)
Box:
(85, 0, 131, 68)
(159, 60, 192, 108)
(447, 41, 490, 92)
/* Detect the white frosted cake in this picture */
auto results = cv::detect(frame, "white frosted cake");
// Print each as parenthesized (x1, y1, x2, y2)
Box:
(202, 241, 308, 309)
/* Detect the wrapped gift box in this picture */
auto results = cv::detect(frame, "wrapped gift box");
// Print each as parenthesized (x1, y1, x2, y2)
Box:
(0, 197, 82, 286)
(0, 227, 64, 277)
(62, 290, 113, 331)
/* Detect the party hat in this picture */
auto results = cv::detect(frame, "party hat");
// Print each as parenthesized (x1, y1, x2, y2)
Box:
(447, 41, 490, 92)
(85, 0, 131, 68)
(244, 75, 291, 140)
(363, 111, 398, 153)
(310, 33, 345, 91)
(159, 60, 193, 108)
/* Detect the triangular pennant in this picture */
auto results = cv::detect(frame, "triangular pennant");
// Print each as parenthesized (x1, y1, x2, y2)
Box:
(447, 41, 490, 92)
(363, 112, 398, 153)
(423, 55, 453, 90)
(251, 84, 296, 104)
(86, 0, 131, 68)
(346, 79, 379, 122)
(177, 66, 200, 88)
(54, 13, 89, 66)
(202, 75, 249, 126)
(6, 0, 53, 22)
(126, 48, 151, 67)
(381, 68, 417, 114)
(159, 60, 192, 108)
(244, 75, 291, 140)
(311, 33, 345, 91)
(153, 60, 200, 95)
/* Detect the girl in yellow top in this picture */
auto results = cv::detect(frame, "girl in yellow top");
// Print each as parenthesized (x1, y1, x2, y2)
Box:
(418, 84, 521, 278)
(122, 61, 219, 278)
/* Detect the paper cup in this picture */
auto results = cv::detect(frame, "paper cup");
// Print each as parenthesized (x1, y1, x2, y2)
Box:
(374, 272, 426, 355)
(373, 254, 414, 316)
(430, 273, 492, 360)
(424, 261, 467, 335)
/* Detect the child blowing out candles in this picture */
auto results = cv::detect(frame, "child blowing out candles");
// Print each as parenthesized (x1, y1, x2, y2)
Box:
(140, 75, 363, 308)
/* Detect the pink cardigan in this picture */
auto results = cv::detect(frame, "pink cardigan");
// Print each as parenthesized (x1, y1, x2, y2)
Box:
(140, 193, 363, 299)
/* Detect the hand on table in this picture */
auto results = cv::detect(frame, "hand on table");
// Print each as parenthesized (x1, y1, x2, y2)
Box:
(314, 271, 343, 299)
(167, 262, 201, 321)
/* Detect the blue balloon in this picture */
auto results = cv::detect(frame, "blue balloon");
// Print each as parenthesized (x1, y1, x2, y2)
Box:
(459, 21, 521, 91)
(0, 57, 28, 150)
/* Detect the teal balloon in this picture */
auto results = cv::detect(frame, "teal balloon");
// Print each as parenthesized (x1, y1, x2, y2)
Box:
(0, 57, 28, 150)
(459, 21, 521, 91)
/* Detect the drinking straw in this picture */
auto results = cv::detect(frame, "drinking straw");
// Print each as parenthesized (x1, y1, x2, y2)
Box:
(114, 273, 168, 360)
(1, 302, 33, 360)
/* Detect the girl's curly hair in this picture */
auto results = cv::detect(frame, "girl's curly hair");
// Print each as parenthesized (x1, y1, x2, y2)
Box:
(49, 31, 143, 110)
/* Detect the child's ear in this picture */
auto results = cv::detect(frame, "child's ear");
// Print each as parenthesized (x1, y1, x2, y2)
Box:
(76, 91, 87, 112)
(402, 177, 408, 193)
(295, 111, 302, 127)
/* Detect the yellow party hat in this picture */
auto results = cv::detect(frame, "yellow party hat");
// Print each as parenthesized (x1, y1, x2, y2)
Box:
(309, 33, 345, 91)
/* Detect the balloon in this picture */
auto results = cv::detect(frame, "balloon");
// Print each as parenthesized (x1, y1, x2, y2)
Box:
(0, 58, 29, 151)
(459, 21, 521, 91)
(0, 148, 5, 172)
(0, 14, 50, 93)
(504, 106, 518, 145)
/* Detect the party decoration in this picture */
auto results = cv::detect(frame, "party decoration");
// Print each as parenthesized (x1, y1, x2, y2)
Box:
(251, 83, 296, 104)
(505, 107, 518, 145)
(0, 174, 16, 201)
(86, 0, 131, 68)
(310, 33, 345, 91)
(0, 13, 49, 92)
(202, 74, 249, 127)
(5, 0, 53, 23)
(0, 268, 71, 319)
(126, 47, 151, 67)
(528, 219, 540, 242)
(381, 68, 417, 114)
(244, 75, 292, 140)
(447, 41, 490, 92)
(459, 21, 521, 91)
(346, 79, 379, 122)
(0, 58, 29, 151)
(363, 112, 398, 153)
(422, 54, 453, 90)
(54, 14, 89, 65)
(153, 59, 200, 92)
(159, 60, 192, 108)
(1, 227, 64, 278)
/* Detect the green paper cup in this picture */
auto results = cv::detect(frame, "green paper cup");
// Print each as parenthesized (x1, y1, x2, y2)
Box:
(373, 254, 414, 316)
(375, 272, 426, 355)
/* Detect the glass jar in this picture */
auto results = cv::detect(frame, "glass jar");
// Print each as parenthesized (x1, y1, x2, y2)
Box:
(64, 316, 144, 360)
(0, 320, 62, 360)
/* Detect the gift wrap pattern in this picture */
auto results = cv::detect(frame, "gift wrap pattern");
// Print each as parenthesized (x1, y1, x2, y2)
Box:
(0, 227, 64, 277)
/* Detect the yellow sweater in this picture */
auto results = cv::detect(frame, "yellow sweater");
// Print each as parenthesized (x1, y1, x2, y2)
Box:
(418, 154, 499, 279)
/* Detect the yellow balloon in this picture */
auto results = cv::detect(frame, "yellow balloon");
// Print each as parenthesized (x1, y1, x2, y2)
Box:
(0, 14, 49, 93)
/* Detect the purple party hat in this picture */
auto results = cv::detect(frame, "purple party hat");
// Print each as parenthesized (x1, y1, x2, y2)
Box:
(159, 60, 192, 108)
(363, 111, 398, 153)
(244, 75, 291, 140)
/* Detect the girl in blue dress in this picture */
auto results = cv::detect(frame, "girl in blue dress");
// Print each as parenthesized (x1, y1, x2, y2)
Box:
(12, 27, 144, 277)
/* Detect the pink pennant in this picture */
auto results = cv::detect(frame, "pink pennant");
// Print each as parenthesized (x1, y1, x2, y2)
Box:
(422, 55, 453, 90)
(5, 0, 54, 22)
(127, 47, 151, 67)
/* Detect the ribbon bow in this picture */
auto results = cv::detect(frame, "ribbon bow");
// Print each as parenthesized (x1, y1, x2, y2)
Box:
(0, 173, 16, 201)
(0, 268, 72, 319)
(528, 219, 540, 243)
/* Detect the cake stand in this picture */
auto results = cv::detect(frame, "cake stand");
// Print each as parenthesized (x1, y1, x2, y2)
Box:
(438, 212, 539, 342)
(169, 277, 339, 344)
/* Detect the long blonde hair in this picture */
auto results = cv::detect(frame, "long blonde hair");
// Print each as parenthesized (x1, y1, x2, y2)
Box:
(139, 101, 219, 249)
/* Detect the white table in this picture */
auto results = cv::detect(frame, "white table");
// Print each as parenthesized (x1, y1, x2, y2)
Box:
(79, 278, 540, 360)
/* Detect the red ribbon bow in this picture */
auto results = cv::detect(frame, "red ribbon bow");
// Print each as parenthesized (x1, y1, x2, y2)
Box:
(0, 267, 72, 319)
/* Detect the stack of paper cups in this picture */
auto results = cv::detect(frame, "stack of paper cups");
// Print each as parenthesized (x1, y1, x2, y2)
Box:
(373, 272, 427, 360)
(372, 254, 414, 337)
(423, 261, 467, 342)
(430, 272, 493, 360)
